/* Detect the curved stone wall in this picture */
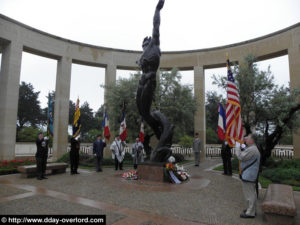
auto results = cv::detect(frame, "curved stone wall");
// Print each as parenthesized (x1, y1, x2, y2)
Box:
(0, 14, 299, 160)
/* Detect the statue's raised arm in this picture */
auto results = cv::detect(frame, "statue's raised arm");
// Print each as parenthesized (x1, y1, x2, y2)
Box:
(152, 0, 165, 46)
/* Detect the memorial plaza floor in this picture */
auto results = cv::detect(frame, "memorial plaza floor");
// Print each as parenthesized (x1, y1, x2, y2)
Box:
(0, 159, 299, 225)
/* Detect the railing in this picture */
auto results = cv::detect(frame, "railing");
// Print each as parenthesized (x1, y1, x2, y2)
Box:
(22, 143, 294, 159)
(205, 144, 294, 159)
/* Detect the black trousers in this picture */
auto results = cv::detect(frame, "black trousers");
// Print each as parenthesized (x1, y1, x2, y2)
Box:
(95, 156, 103, 172)
(70, 150, 79, 173)
(222, 156, 232, 175)
(115, 157, 123, 170)
(36, 156, 47, 178)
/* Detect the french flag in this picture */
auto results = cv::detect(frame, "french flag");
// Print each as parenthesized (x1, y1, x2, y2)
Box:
(139, 118, 144, 143)
(119, 104, 127, 141)
(218, 103, 226, 141)
(102, 110, 111, 140)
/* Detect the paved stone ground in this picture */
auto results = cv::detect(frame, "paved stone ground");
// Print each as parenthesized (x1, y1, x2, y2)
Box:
(0, 159, 299, 225)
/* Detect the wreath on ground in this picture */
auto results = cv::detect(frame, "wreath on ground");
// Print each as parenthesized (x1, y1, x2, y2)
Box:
(163, 163, 190, 184)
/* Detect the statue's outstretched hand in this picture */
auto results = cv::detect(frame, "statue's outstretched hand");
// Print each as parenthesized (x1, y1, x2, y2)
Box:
(156, 0, 165, 10)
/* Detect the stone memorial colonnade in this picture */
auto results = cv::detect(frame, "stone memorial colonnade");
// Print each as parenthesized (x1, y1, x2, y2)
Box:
(0, 14, 300, 160)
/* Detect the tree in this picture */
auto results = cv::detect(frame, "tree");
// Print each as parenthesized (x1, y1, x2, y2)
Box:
(18, 82, 43, 129)
(17, 126, 41, 142)
(79, 101, 100, 140)
(213, 55, 300, 164)
(104, 69, 197, 143)
(157, 69, 197, 141)
(205, 91, 225, 144)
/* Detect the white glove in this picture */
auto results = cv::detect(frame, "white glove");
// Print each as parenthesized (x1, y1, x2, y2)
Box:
(241, 144, 246, 149)
(75, 135, 80, 140)
(44, 136, 49, 141)
(235, 142, 241, 148)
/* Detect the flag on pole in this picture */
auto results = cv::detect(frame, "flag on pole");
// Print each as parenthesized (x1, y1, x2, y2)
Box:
(119, 102, 127, 141)
(102, 109, 111, 140)
(47, 93, 54, 136)
(218, 103, 226, 141)
(225, 57, 244, 146)
(139, 118, 145, 143)
(72, 98, 81, 138)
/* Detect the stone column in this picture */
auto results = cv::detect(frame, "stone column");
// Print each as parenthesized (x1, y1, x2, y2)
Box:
(0, 42, 22, 160)
(104, 64, 116, 104)
(194, 66, 206, 161)
(288, 46, 300, 159)
(52, 57, 72, 160)
(103, 64, 117, 158)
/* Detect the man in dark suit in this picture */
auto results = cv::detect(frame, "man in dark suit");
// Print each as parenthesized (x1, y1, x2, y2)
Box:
(93, 135, 106, 172)
(221, 141, 232, 175)
(70, 135, 80, 175)
(35, 132, 49, 180)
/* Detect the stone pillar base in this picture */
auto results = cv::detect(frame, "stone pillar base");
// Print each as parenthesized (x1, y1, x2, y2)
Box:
(137, 162, 165, 182)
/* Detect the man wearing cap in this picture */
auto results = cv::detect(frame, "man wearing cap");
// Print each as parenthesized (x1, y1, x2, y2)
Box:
(35, 132, 49, 180)
(235, 134, 260, 219)
(192, 133, 202, 166)
(93, 135, 106, 172)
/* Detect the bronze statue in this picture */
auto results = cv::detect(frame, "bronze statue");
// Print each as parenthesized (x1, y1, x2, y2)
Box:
(136, 0, 174, 162)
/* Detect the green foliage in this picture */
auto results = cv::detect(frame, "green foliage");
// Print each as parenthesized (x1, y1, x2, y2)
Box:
(17, 127, 41, 142)
(83, 129, 102, 143)
(104, 69, 196, 143)
(206, 127, 221, 144)
(79, 102, 100, 138)
(178, 135, 193, 147)
(261, 168, 300, 184)
(18, 82, 44, 129)
(56, 152, 70, 163)
(258, 176, 273, 188)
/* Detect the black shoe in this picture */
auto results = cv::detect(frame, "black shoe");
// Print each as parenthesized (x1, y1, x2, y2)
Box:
(195, 165, 199, 167)
(42, 176, 48, 179)
(37, 177, 43, 180)
(240, 213, 255, 218)
(75, 172, 80, 174)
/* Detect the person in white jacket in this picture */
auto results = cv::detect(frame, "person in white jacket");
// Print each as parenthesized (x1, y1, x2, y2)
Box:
(110, 135, 126, 170)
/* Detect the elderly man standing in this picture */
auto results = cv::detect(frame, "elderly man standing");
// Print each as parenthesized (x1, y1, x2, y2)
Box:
(192, 133, 202, 166)
(110, 135, 126, 170)
(235, 134, 260, 219)
(132, 137, 144, 169)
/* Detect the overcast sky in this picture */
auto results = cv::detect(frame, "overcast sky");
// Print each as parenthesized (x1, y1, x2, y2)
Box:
(1, 0, 300, 111)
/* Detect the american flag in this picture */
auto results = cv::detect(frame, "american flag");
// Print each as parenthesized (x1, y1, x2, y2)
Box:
(225, 57, 243, 146)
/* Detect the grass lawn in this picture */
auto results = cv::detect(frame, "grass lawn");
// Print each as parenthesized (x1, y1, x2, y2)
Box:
(213, 161, 300, 191)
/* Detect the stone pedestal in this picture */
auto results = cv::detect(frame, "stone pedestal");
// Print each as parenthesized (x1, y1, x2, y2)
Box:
(137, 162, 165, 182)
